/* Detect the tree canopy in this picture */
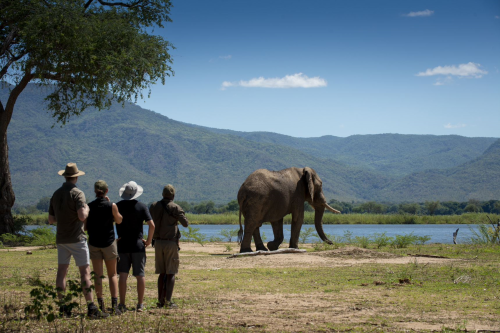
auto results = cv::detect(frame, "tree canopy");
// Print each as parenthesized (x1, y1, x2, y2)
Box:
(0, 0, 174, 234)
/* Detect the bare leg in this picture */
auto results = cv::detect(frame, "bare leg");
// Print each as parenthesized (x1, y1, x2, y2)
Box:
(78, 265, 93, 302)
(91, 259, 104, 299)
(104, 259, 118, 298)
(253, 227, 268, 251)
(158, 273, 166, 305)
(118, 273, 128, 305)
(136, 276, 145, 305)
(56, 264, 69, 298)
(268, 218, 284, 251)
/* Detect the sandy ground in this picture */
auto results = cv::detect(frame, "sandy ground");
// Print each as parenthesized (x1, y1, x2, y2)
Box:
(4, 243, 498, 332)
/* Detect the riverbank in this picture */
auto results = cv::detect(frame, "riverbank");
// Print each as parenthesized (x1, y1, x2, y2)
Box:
(18, 212, 499, 225)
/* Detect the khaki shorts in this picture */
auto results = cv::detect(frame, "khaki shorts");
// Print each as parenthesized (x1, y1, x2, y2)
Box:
(155, 240, 179, 274)
(89, 240, 119, 261)
(57, 239, 89, 266)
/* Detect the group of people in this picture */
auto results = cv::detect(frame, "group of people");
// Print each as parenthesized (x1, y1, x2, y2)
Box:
(48, 163, 189, 318)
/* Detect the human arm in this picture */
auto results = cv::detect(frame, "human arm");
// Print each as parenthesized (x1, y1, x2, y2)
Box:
(143, 220, 155, 247)
(77, 204, 89, 222)
(111, 203, 123, 224)
(48, 215, 57, 225)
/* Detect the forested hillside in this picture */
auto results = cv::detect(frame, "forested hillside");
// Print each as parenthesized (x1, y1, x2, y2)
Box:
(4, 84, 389, 205)
(3, 84, 499, 205)
(202, 128, 496, 176)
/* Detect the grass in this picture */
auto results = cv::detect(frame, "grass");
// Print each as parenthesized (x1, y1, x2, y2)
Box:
(20, 212, 499, 226)
(1, 243, 499, 332)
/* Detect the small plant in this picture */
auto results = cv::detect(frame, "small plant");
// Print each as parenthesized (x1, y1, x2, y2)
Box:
(299, 227, 315, 244)
(220, 228, 239, 242)
(209, 235, 223, 242)
(181, 226, 207, 246)
(372, 232, 393, 249)
(354, 236, 370, 249)
(343, 230, 353, 244)
(415, 235, 431, 245)
(391, 233, 417, 249)
(24, 279, 83, 321)
(224, 244, 233, 252)
(261, 232, 267, 242)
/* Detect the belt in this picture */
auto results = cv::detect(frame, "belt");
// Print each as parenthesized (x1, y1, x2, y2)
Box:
(155, 238, 177, 242)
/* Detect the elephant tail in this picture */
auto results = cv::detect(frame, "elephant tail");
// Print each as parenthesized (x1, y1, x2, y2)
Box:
(237, 208, 243, 244)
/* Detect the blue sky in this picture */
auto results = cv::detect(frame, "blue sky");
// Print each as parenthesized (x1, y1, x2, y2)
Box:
(139, 0, 500, 138)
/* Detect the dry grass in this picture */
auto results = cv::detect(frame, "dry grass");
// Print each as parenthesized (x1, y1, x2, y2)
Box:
(1, 242, 499, 332)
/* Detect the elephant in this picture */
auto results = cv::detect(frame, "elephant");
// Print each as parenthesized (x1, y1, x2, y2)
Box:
(237, 167, 341, 253)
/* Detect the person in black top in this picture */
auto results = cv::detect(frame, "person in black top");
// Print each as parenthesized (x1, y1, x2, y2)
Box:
(116, 181, 155, 313)
(86, 180, 123, 315)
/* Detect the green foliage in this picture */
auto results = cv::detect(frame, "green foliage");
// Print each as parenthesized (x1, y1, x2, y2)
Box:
(36, 197, 51, 212)
(24, 279, 82, 321)
(391, 233, 417, 249)
(354, 236, 370, 248)
(299, 227, 316, 244)
(372, 232, 392, 249)
(468, 224, 500, 244)
(181, 226, 206, 247)
(219, 228, 239, 242)
(29, 227, 56, 248)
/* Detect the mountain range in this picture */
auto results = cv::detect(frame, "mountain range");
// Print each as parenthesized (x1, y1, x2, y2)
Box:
(3, 84, 499, 205)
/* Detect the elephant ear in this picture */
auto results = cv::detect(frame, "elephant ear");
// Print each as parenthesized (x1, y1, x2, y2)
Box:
(304, 167, 315, 202)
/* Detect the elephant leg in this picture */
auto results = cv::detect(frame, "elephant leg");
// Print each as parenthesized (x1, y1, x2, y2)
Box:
(267, 218, 284, 251)
(253, 227, 268, 251)
(289, 213, 303, 249)
(240, 219, 256, 253)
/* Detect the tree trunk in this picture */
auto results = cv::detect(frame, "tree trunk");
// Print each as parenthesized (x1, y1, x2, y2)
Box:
(0, 130, 15, 234)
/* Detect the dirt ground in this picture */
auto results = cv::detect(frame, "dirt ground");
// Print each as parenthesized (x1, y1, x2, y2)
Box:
(4, 243, 499, 332)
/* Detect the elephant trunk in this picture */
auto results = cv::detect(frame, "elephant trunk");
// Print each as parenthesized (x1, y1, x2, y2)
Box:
(314, 206, 333, 245)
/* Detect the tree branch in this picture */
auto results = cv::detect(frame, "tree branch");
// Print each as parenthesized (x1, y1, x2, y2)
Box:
(0, 70, 33, 134)
(0, 50, 26, 80)
(84, 0, 95, 9)
(0, 27, 19, 57)
(97, 0, 142, 8)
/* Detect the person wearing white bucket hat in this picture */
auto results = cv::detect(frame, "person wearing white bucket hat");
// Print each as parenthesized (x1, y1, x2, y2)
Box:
(115, 181, 155, 313)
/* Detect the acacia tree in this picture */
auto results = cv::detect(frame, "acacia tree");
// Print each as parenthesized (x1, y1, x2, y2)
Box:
(0, 0, 174, 234)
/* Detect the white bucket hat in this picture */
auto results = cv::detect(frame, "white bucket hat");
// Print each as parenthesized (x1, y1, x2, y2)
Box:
(119, 181, 144, 200)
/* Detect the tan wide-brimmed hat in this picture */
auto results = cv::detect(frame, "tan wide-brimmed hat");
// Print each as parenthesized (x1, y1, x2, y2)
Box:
(119, 181, 144, 200)
(58, 163, 85, 177)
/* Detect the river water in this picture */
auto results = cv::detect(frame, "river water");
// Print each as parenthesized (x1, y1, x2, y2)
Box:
(27, 224, 474, 244)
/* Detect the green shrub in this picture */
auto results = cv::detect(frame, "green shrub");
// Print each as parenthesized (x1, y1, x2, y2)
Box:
(299, 227, 316, 244)
(391, 233, 417, 249)
(28, 227, 56, 248)
(355, 236, 370, 248)
(372, 232, 393, 248)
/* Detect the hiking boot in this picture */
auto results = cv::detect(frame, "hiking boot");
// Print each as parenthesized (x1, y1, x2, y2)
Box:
(97, 298, 105, 312)
(88, 304, 110, 319)
(136, 303, 145, 312)
(117, 303, 127, 313)
(167, 301, 178, 309)
(112, 305, 122, 315)
(59, 305, 71, 318)
(156, 302, 165, 308)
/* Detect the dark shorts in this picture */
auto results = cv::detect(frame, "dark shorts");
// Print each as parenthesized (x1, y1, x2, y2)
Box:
(117, 252, 146, 277)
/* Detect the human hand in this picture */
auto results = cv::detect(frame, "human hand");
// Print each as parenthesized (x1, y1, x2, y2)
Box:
(143, 239, 151, 248)
(105, 196, 110, 202)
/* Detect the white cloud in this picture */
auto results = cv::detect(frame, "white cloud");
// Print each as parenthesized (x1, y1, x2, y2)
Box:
(221, 73, 327, 90)
(444, 123, 466, 129)
(404, 9, 434, 17)
(219, 55, 232, 60)
(416, 62, 487, 78)
(495, 15, 500, 19)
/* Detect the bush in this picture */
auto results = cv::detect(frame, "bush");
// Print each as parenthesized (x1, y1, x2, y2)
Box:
(354, 236, 370, 248)
(391, 233, 417, 249)
(299, 227, 316, 244)
(29, 227, 56, 248)
(372, 232, 393, 248)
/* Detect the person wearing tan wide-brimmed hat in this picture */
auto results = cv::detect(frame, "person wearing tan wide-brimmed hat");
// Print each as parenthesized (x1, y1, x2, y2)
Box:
(48, 163, 108, 319)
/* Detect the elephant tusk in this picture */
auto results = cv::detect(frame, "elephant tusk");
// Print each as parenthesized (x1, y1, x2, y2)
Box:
(325, 203, 341, 214)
